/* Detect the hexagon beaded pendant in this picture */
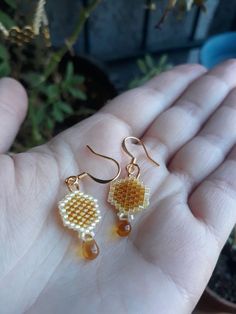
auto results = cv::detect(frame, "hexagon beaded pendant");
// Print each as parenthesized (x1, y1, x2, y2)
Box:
(108, 177, 150, 236)
(59, 191, 101, 234)
(108, 136, 159, 237)
(108, 177, 150, 216)
(57, 144, 121, 260)
(58, 190, 101, 260)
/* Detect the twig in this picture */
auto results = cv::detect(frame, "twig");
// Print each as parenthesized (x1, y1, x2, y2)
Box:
(41, 0, 100, 82)
(155, 0, 177, 29)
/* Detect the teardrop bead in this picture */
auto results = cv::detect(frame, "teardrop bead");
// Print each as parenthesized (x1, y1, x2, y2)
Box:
(82, 238, 99, 260)
(117, 220, 131, 237)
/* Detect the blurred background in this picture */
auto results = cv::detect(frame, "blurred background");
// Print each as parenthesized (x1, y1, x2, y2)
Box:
(47, 0, 236, 90)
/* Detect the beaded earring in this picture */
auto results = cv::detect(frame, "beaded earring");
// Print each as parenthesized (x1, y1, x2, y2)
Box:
(108, 136, 159, 237)
(58, 145, 120, 260)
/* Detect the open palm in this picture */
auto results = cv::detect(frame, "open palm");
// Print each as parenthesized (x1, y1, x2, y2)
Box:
(0, 60, 236, 314)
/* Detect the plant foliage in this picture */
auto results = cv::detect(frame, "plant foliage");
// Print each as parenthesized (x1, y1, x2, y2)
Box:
(0, 0, 99, 150)
(129, 54, 172, 89)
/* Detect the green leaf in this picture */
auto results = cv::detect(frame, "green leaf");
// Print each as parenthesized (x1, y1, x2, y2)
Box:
(23, 72, 44, 87)
(28, 102, 43, 142)
(65, 62, 74, 82)
(68, 87, 87, 100)
(145, 55, 154, 69)
(60, 80, 69, 91)
(137, 59, 147, 74)
(53, 109, 64, 122)
(0, 44, 9, 61)
(61, 74, 85, 93)
(3, 0, 17, 9)
(128, 54, 172, 89)
(0, 62, 10, 77)
(69, 75, 85, 85)
(39, 105, 47, 123)
(46, 84, 60, 101)
(0, 44, 10, 76)
(52, 101, 70, 122)
(46, 117, 54, 130)
(158, 54, 168, 66)
(57, 101, 74, 114)
(0, 11, 15, 28)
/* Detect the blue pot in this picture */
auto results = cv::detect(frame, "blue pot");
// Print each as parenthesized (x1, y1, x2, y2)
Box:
(200, 32, 236, 68)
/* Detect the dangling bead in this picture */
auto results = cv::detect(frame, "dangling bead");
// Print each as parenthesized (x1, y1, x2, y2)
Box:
(58, 188, 101, 261)
(117, 220, 131, 237)
(82, 237, 99, 260)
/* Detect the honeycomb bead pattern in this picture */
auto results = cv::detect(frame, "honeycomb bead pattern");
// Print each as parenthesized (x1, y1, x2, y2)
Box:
(108, 177, 150, 218)
(58, 191, 101, 236)
(9, 26, 35, 45)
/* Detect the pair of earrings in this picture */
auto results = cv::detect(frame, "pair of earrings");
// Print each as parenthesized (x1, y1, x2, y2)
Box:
(58, 136, 159, 260)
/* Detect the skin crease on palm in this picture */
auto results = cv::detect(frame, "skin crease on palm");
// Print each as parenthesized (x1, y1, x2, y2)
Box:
(0, 60, 236, 314)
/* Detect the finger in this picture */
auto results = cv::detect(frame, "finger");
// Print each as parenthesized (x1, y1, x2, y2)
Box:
(169, 87, 236, 191)
(100, 64, 206, 136)
(58, 64, 205, 163)
(144, 59, 236, 161)
(0, 78, 28, 153)
(189, 146, 236, 248)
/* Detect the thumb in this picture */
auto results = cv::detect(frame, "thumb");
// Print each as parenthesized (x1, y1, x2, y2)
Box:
(0, 78, 28, 153)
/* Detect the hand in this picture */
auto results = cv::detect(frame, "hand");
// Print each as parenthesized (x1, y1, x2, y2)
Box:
(0, 60, 236, 314)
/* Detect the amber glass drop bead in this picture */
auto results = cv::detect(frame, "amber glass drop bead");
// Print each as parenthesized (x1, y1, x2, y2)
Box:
(82, 238, 99, 260)
(117, 220, 131, 237)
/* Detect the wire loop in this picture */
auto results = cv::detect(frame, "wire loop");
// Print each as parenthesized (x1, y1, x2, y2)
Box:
(65, 145, 121, 191)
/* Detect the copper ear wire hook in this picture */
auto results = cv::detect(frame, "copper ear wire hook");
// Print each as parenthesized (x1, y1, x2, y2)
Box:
(122, 136, 160, 166)
(65, 145, 121, 192)
(122, 136, 160, 178)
